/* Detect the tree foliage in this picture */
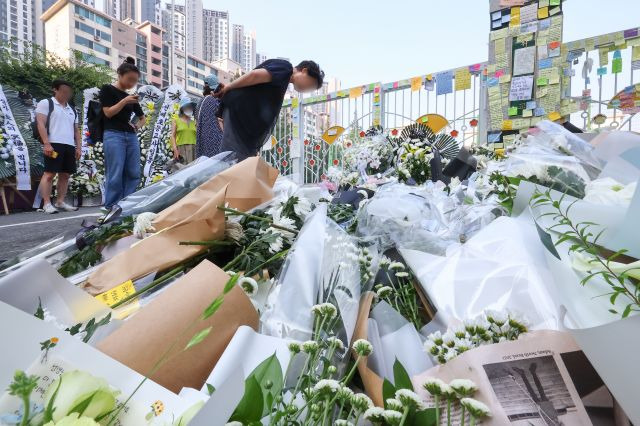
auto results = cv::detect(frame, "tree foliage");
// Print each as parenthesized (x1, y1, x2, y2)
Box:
(0, 40, 113, 100)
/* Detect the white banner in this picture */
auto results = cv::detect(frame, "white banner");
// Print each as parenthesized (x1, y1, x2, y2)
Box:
(81, 87, 100, 159)
(0, 84, 31, 190)
(143, 84, 186, 181)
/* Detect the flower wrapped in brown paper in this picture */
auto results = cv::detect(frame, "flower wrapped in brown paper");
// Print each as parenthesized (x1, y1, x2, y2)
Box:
(153, 156, 279, 230)
(97, 260, 259, 393)
(83, 186, 227, 295)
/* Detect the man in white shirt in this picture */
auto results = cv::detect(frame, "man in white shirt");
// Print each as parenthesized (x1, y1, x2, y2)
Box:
(36, 80, 82, 214)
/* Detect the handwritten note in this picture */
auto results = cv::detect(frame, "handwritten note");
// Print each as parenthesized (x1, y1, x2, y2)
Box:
(538, 6, 549, 19)
(509, 75, 534, 101)
(520, 3, 538, 24)
(513, 46, 536, 76)
(436, 71, 453, 95)
(455, 68, 471, 91)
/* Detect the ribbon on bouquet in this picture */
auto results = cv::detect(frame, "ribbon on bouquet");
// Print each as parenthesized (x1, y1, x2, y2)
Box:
(143, 84, 187, 182)
(0, 85, 31, 190)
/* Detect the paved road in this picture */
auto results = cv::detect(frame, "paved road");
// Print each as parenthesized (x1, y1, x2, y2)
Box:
(0, 207, 103, 264)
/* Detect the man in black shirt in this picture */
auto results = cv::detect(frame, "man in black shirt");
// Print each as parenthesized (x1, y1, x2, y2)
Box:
(214, 59, 324, 161)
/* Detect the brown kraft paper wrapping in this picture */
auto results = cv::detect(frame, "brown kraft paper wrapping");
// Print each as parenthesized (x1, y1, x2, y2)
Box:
(153, 156, 279, 231)
(97, 260, 259, 393)
(84, 186, 228, 295)
(352, 291, 385, 407)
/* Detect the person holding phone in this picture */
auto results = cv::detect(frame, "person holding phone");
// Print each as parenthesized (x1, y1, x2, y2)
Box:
(214, 59, 324, 161)
(99, 57, 146, 209)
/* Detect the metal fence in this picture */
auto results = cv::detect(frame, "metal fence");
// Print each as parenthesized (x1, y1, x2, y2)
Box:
(263, 27, 640, 183)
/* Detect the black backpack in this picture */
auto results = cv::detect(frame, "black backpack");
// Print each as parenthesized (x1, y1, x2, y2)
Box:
(32, 98, 78, 142)
(86, 99, 104, 146)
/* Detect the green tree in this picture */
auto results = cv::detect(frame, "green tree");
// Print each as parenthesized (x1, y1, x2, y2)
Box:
(0, 40, 113, 100)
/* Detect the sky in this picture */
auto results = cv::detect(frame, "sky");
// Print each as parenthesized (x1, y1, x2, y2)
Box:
(201, 0, 639, 88)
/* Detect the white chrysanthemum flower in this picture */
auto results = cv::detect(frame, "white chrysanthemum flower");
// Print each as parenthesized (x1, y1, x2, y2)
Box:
(423, 377, 447, 396)
(357, 189, 369, 200)
(311, 302, 338, 319)
(460, 398, 492, 418)
(302, 340, 319, 354)
(224, 220, 245, 243)
(395, 389, 425, 410)
(382, 410, 403, 426)
(334, 421, 353, 426)
(454, 338, 474, 353)
(267, 234, 284, 254)
(379, 256, 391, 267)
(327, 336, 344, 351)
(350, 393, 373, 411)
(395, 271, 409, 278)
(442, 331, 456, 347)
(449, 379, 478, 397)
(376, 286, 394, 298)
(293, 196, 313, 218)
(389, 261, 405, 270)
(313, 379, 341, 396)
(238, 277, 258, 296)
(429, 330, 443, 345)
(444, 349, 458, 362)
(337, 385, 354, 401)
(353, 339, 373, 356)
(133, 212, 158, 238)
(363, 407, 385, 422)
(225, 422, 243, 426)
(388, 398, 405, 413)
(485, 310, 507, 326)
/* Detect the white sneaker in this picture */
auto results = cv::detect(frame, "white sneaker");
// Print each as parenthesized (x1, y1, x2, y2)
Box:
(55, 201, 78, 212)
(43, 203, 59, 214)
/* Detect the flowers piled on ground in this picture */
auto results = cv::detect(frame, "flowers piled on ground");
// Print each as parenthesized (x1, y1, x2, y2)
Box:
(325, 166, 361, 190)
(424, 310, 528, 364)
(396, 142, 435, 185)
(226, 301, 380, 425)
(0, 108, 12, 162)
(373, 257, 426, 330)
(342, 134, 395, 176)
(422, 377, 491, 426)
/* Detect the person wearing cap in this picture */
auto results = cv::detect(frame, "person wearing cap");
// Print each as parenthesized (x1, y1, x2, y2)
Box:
(195, 74, 224, 158)
(170, 98, 197, 164)
(214, 59, 324, 161)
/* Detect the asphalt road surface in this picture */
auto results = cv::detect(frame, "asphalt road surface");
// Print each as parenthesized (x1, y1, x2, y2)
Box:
(0, 207, 103, 265)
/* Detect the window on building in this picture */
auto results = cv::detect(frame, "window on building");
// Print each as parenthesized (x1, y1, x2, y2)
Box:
(151, 26, 161, 35)
(82, 52, 109, 67)
(152, 57, 161, 65)
(152, 70, 161, 77)
(151, 45, 161, 53)
(75, 35, 110, 55)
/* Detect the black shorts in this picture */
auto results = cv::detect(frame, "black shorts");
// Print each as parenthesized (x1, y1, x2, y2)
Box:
(44, 143, 77, 174)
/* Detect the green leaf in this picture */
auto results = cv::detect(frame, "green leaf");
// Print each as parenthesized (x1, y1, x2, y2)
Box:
(622, 304, 632, 318)
(230, 376, 264, 423)
(247, 353, 283, 416)
(206, 383, 215, 395)
(34, 298, 44, 320)
(393, 358, 413, 390)
(411, 408, 438, 426)
(224, 274, 241, 294)
(201, 295, 225, 320)
(185, 327, 212, 351)
(68, 391, 98, 417)
(382, 378, 396, 407)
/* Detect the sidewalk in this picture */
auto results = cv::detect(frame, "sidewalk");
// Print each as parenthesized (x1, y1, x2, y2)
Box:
(0, 207, 103, 264)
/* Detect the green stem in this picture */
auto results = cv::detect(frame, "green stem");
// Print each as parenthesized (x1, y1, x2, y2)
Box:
(434, 395, 440, 426)
(399, 406, 410, 426)
(179, 240, 236, 246)
(341, 356, 361, 385)
(460, 406, 466, 426)
(20, 395, 29, 426)
(244, 249, 290, 277)
(470, 415, 476, 426)
(447, 399, 452, 426)
(322, 395, 330, 426)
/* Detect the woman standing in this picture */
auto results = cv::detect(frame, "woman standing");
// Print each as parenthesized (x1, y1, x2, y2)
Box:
(99, 57, 146, 209)
(170, 98, 197, 164)
(195, 74, 224, 158)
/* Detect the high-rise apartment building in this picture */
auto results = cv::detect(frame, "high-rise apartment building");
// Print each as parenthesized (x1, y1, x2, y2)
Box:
(231, 23, 245, 65)
(137, 20, 164, 88)
(202, 9, 228, 63)
(0, 0, 44, 53)
(256, 52, 267, 66)
(185, 0, 201, 57)
(112, 19, 148, 83)
(241, 30, 256, 72)
(42, 0, 114, 67)
(135, 0, 160, 25)
(162, 4, 185, 52)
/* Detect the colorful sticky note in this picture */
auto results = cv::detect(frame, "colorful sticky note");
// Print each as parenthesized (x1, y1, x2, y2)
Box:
(455, 68, 472, 91)
(548, 111, 563, 121)
(538, 6, 549, 19)
(612, 58, 623, 74)
(508, 106, 519, 116)
(549, 0, 560, 5)
(291, 98, 299, 108)
(522, 109, 533, 117)
(436, 71, 454, 95)
(539, 58, 553, 69)
(534, 107, 546, 116)
(95, 280, 136, 307)
(537, 77, 549, 86)
(410, 76, 423, 92)
(526, 101, 537, 110)
(502, 120, 514, 131)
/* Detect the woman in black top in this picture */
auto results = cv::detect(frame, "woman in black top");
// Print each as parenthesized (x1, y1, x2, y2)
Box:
(99, 57, 146, 208)
(214, 59, 324, 161)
